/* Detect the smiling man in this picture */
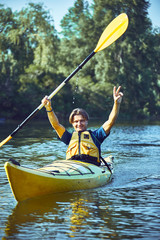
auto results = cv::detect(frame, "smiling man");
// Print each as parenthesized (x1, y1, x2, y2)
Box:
(42, 86, 123, 166)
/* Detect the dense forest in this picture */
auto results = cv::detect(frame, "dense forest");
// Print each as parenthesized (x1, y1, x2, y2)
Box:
(0, 0, 160, 122)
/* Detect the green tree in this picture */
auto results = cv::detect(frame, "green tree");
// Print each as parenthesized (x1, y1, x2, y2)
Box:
(92, 0, 160, 119)
(0, 3, 62, 118)
(59, 0, 103, 114)
(0, 1, 159, 121)
(60, 0, 160, 120)
(0, 5, 19, 117)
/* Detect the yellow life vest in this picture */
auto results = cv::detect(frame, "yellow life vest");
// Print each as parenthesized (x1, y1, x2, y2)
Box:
(66, 131, 100, 165)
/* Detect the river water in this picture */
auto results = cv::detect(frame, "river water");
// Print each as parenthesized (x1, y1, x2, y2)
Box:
(0, 120, 160, 239)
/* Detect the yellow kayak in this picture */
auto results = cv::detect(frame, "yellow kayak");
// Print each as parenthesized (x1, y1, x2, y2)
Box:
(4, 158, 113, 202)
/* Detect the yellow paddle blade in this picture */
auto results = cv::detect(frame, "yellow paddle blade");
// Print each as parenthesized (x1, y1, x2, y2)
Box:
(94, 13, 129, 53)
(0, 135, 12, 148)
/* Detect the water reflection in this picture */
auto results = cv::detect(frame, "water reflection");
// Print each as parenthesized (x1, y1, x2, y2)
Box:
(68, 199, 89, 237)
(4, 190, 118, 239)
(4, 177, 160, 239)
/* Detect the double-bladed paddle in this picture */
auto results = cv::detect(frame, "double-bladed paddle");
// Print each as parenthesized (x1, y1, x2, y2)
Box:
(0, 13, 128, 147)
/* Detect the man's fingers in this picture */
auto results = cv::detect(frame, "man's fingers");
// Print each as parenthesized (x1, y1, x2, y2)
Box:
(116, 86, 121, 95)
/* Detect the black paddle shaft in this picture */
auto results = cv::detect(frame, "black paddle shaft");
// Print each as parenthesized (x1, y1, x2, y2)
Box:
(64, 51, 95, 84)
(10, 108, 39, 137)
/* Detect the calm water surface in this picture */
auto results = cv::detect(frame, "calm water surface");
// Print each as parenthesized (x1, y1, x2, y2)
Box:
(0, 120, 160, 239)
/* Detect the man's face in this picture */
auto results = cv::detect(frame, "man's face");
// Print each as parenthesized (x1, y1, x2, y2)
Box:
(72, 114, 88, 132)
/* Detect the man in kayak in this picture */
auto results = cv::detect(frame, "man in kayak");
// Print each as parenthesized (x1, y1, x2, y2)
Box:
(42, 86, 123, 166)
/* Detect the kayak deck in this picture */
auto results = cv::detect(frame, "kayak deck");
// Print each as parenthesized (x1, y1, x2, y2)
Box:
(4, 158, 113, 202)
(38, 160, 95, 176)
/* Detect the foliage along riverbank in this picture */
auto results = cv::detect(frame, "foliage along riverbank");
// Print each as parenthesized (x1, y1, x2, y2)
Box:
(0, 0, 160, 121)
